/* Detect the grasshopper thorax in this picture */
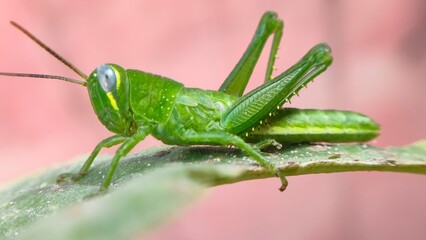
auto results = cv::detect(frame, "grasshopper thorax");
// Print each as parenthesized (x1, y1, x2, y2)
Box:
(87, 64, 134, 135)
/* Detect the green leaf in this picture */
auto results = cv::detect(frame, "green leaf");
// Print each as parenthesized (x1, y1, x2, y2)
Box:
(1, 140, 425, 239)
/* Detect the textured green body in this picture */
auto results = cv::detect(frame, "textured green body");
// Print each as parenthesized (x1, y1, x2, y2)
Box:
(128, 70, 183, 125)
(124, 70, 379, 146)
(153, 87, 236, 145)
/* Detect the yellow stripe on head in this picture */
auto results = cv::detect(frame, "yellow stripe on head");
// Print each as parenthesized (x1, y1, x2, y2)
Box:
(112, 67, 121, 91)
(106, 92, 119, 110)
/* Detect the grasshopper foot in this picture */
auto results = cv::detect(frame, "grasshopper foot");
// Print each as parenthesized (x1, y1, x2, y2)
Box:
(276, 171, 288, 192)
(56, 172, 86, 184)
(256, 139, 282, 152)
(83, 188, 107, 200)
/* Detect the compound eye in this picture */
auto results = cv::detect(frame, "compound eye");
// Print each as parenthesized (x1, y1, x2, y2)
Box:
(97, 64, 116, 92)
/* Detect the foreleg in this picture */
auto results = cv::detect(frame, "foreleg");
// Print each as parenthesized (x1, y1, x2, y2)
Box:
(57, 135, 126, 184)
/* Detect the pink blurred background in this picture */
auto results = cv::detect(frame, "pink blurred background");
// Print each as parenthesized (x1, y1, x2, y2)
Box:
(0, 1, 425, 239)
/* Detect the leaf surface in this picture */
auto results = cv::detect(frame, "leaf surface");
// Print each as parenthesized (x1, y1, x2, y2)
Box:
(1, 140, 425, 239)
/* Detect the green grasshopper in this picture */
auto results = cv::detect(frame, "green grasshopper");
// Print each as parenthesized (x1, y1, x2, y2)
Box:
(0, 12, 379, 194)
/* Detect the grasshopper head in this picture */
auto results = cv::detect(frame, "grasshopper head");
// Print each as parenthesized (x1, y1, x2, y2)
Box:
(87, 64, 134, 135)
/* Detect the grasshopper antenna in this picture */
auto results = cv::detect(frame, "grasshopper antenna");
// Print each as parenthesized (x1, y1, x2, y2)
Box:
(10, 21, 87, 80)
(0, 21, 87, 86)
(0, 72, 86, 86)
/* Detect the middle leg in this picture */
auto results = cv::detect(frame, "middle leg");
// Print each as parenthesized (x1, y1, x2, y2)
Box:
(181, 131, 288, 191)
